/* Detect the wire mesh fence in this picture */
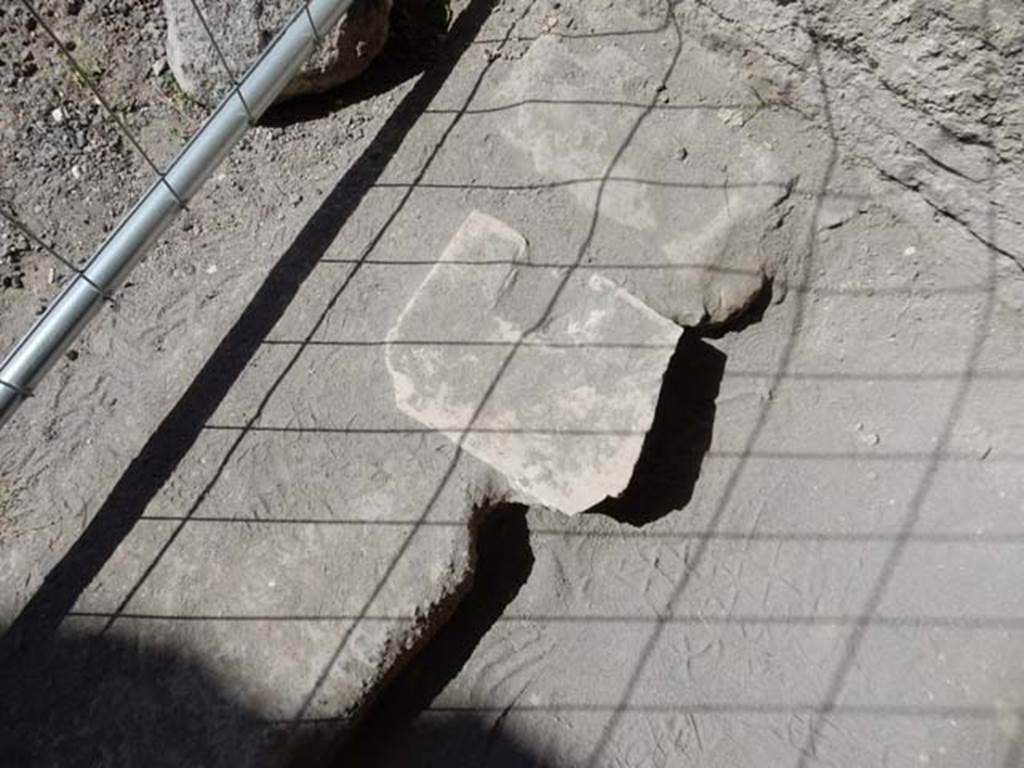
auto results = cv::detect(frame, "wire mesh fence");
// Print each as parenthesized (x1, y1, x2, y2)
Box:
(0, 0, 346, 427)
(1, 1, 1021, 766)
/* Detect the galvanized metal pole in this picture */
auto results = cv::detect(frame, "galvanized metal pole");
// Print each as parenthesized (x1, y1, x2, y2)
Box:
(0, 0, 354, 429)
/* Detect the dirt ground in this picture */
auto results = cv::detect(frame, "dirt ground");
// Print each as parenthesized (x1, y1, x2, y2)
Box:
(2, 0, 1024, 766)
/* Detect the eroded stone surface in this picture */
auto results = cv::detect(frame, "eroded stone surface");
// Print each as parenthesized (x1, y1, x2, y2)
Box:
(386, 212, 683, 515)
(678, 0, 1024, 267)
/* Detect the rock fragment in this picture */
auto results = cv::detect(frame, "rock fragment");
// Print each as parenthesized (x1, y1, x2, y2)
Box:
(386, 212, 683, 515)
(162, 0, 392, 105)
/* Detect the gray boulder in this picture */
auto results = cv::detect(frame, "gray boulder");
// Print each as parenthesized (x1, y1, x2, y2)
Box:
(163, 0, 392, 105)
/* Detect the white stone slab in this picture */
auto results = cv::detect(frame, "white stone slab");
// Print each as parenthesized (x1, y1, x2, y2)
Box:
(386, 212, 682, 515)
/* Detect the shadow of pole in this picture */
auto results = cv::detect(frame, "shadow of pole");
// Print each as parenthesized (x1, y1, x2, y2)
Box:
(262, 0, 453, 127)
(0, 0, 497, 670)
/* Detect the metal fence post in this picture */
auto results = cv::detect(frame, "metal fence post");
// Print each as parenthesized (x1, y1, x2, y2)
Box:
(0, 0, 354, 429)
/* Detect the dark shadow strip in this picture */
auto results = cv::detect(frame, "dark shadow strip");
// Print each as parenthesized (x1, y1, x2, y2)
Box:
(0, 0, 496, 668)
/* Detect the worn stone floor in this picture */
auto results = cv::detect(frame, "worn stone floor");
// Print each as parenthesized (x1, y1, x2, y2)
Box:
(2, 1, 1023, 766)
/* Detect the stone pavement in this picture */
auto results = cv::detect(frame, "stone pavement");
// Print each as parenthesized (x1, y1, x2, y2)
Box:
(3, 1, 1023, 766)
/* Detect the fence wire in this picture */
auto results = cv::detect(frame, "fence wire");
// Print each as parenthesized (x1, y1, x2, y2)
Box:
(17, 0, 187, 207)
(0, 0, 339, 418)
(0, 203, 115, 304)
